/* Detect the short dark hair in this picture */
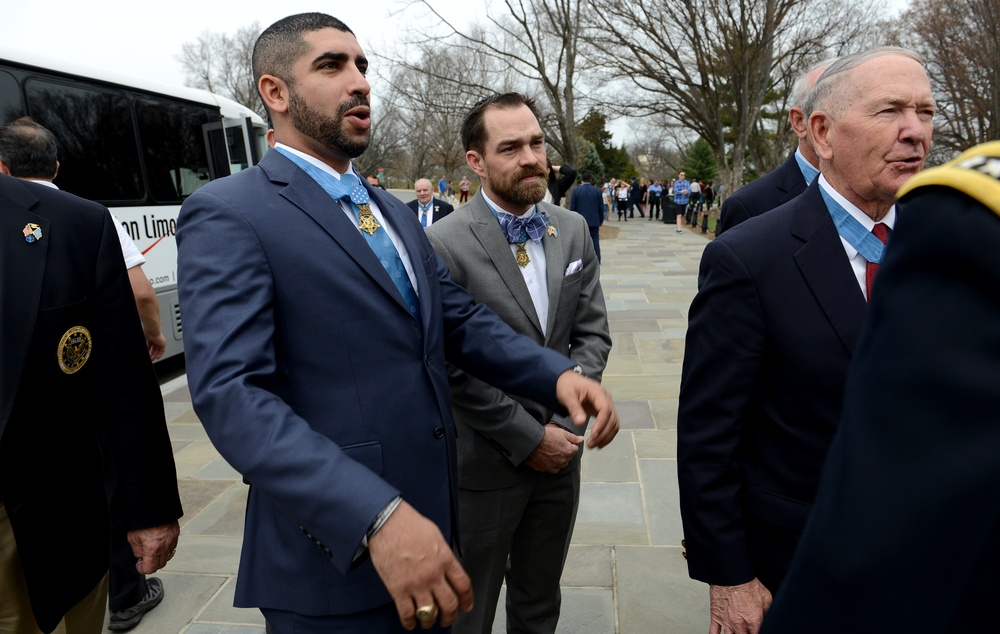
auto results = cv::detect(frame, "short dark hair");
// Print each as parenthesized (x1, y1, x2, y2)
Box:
(0, 117, 58, 179)
(461, 92, 541, 155)
(581, 172, 593, 182)
(253, 13, 355, 115)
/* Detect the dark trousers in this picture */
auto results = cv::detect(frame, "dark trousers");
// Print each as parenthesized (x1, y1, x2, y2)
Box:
(263, 604, 450, 633)
(648, 198, 661, 219)
(589, 226, 601, 263)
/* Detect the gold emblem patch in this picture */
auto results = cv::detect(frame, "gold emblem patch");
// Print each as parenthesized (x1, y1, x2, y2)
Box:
(57, 326, 92, 374)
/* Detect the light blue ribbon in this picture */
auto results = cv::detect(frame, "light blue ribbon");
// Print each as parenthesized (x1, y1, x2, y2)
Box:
(819, 185, 887, 264)
(795, 151, 820, 185)
(274, 147, 421, 320)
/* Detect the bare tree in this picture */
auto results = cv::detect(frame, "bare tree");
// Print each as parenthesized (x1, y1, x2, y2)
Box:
(178, 23, 264, 119)
(889, 0, 1000, 162)
(413, 0, 589, 167)
(587, 0, 882, 193)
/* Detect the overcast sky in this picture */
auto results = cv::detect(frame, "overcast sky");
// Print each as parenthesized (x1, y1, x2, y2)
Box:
(3, 0, 478, 87)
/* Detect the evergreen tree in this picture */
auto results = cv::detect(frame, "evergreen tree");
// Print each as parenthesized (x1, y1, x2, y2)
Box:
(683, 138, 718, 183)
(577, 139, 605, 183)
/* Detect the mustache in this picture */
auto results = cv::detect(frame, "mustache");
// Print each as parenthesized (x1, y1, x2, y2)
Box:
(516, 165, 548, 180)
(337, 96, 371, 116)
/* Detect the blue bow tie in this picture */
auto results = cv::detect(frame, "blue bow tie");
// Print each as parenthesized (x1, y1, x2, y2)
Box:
(499, 210, 550, 244)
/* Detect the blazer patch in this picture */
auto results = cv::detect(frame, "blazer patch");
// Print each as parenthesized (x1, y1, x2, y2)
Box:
(56, 326, 92, 374)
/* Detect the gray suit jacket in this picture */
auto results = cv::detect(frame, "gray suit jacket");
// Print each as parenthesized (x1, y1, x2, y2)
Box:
(426, 192, 611, 490)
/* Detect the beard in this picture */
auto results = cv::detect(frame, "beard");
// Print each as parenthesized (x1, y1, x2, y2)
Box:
(485, 163, 548, 208)
(287, 90, 370, 158)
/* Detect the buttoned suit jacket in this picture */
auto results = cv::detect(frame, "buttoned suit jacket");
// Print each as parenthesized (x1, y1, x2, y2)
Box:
(425, 194, 610, 490)
(717, 152, 807, 236)
(763, 183, 1000, 633)
(569, 182, 606, 228)
(407, 197, 455, 224)
(678, 181, 867, 592)
(0, 174, 181, 633)
(175, 150, 574, 617)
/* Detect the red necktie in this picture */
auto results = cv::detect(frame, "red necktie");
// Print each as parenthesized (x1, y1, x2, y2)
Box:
(865, 223, 890, 303)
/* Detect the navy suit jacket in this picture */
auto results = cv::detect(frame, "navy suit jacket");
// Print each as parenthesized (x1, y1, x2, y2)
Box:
(176, 150, 573, 616)
(569, 182, 605, 227)
(717, 152, 807, 236)
(678, 181, 867, 591)
(764, 183, 1000, 632)
(407, 197, 454, 224)
(0, 175, 181, 632)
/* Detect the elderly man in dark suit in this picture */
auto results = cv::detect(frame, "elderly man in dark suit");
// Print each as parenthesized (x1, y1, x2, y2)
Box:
(176, 15, 618, 634)
(0, 173, 181, 634)
(763, 142, 1000, 633)
(678, 46, 935, 634)
(407, 178, 454, 227)
(426, 93, 614, 634)
(569, 171, 605, 262)
(716, 58, 835, 236)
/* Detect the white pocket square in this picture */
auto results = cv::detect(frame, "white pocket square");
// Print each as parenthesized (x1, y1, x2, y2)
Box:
(564, 259, 583, 276)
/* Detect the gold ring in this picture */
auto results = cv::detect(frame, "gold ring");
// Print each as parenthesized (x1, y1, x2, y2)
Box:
(167, 549, 176, 562)
(415, 605, 438, 624)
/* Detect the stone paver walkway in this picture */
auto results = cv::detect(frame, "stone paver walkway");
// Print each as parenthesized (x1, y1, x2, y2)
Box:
(132, 217, 712, 633)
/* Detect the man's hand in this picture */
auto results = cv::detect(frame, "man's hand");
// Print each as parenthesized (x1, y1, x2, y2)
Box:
(127, 520, 180, 574)
(147, 332, 167, 361)
(554, 370, 619, 449)
(708, 579, 772, 634)
(524, 423, 583, 473)
(368, 501, 473, 630)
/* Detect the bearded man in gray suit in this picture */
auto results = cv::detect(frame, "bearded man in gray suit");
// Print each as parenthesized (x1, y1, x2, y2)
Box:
(426, 93, 614, 634)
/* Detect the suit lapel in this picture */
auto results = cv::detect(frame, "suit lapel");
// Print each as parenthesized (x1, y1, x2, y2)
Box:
(468, 195, 544, 337)
(540, 207, 564, 343)
(0, 181, 48, 433)
(791, 184, 867, 354)
(262, 152, 413, 319)
(776, 153, 808, 205)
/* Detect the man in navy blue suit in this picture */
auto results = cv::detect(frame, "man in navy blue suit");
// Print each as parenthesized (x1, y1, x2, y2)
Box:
(678, 47, 934, 634)
(716, 58, 834, 236)
(176, 13, 617, 634)
(569, 171, 605, 262)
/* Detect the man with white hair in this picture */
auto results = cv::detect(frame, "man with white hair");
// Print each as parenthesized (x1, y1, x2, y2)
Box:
(717, 58, 837, 235)
(407, 177, 454, 227)
(678, 47, 934, 634)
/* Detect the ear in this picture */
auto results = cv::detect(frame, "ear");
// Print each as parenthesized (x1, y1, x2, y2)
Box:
(466, 150, 486, 179)
(809, 111, 834, 162)
(0, 160, 10, 176)
(52, 160, 60, 180)
(259, 75, 290, 116)
(789, 107, 808, 140)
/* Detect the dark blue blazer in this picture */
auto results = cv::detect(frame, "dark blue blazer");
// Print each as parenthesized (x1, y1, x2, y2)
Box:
(0, 175, 180, 632)
(764, 186, 1000, 632)
(569, 182, 605, 227)
(176, 150, 572, 616)
(717, 152, 807, 236)
(678, 181, 867, 591)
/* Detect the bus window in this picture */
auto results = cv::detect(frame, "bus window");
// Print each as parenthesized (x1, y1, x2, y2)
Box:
(136, 98, 215, 203)
(25, 78, 143, 203)
(0, 71, 24, 123)
(225, 119, 251, 173)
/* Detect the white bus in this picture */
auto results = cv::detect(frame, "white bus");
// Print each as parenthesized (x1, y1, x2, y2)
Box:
(0, 45, 268, 362)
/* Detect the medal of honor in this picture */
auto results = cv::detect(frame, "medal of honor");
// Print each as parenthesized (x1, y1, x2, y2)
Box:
(357, 203, 381, 236)
(515, 243, 530, 268)
(57, 326, 93, 374)
(23, 223, 42, 243)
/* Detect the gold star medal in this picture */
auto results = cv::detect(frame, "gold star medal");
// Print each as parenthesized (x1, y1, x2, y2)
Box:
(515, 243, 530, 268)
(23, 223, 42, 243)
(349, 183, 381, 236)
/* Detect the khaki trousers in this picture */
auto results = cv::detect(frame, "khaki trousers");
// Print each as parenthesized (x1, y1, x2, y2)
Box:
(0, 504, 107, 634)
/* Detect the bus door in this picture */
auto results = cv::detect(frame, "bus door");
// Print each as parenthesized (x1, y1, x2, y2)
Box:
(202, 117, 257, 179)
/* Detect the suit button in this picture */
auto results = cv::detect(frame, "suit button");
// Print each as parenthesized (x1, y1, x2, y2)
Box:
(682, 551, 687, 559)
(681, 539, 686, 548)
(425, 355, 432, 366)
(433, 427, 445, 439)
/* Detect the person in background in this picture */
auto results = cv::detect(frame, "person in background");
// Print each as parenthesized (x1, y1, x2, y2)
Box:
(546, 160, 577, 207)
(407, 178, 455, 228)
